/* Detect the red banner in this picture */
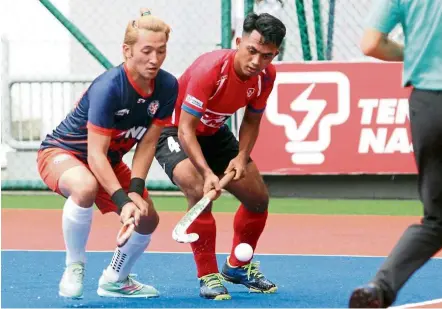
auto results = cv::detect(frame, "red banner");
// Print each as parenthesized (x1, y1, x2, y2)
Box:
(252, 62, 416, 175)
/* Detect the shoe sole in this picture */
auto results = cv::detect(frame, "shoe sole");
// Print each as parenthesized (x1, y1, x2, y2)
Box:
(250, 286, 278, 294)
(349, 287, 383, 308)
(221, 273, 278, 294)
(58, 291, 83, 299)
(97, 288, 159, 298)
(213, 294, 232, 301)
(200, 293, 231, 301)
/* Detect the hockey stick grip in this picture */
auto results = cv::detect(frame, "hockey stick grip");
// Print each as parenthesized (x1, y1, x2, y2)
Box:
(116, 217, 135, 247)
(205, 171, 235, 200)
(220, 170, 236, 187)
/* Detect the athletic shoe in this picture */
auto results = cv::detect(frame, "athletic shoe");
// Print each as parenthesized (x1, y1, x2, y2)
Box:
(199, 273, 231, 300)
(97, 271, 159, 298)
(59, 262, 85, 299)
(221, 258, 277, 293)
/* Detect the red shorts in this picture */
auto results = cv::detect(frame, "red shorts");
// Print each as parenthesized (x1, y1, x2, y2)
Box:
(37, 148, 148, 214)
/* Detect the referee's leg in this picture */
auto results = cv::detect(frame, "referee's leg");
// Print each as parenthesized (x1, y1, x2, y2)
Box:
(350, 89, 442, 308)
(376, 89, 442, 305)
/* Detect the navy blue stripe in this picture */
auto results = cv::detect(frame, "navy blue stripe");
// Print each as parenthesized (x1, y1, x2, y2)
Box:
(182, 104, 203, 118)
(247, 105, 266, 113)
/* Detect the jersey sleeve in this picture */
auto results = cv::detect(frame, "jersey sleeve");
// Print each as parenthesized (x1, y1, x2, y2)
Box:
(365, 0, 401, 34)
(86, 79, 119, 136)
(181, 65, 218, 119)
(153, 77, 179, 126)
(247, 66, 276, 113)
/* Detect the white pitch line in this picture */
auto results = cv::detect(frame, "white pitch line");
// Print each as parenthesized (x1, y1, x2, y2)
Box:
(1, 249, 441, 260)
(391, 298, 442, 308)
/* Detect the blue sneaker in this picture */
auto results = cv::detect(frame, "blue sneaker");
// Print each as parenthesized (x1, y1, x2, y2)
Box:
(221, 258, 277, 293)
(199, 273, 231, 300)
(349, 283, 385, 308)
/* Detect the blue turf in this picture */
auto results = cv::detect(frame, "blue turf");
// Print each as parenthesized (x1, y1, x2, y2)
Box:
(2, 251, 441, 308)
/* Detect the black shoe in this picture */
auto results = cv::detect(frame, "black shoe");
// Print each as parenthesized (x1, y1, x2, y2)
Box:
(199, 273, 231, 300)
(349, 283, 385, 308)
(221, 259, 277, 293)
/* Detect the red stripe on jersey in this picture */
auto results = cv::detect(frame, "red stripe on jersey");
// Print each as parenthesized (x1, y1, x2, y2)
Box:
(153, 117, 170, 126)
(56, 139, 88, 144)
(123, 63, 154, 98)
(87, 121, 113, 136)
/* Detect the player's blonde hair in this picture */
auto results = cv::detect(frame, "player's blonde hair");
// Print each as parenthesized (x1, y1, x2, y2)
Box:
(123, 8, 171, 58)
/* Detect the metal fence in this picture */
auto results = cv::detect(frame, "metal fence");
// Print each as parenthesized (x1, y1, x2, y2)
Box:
(1, 0, 404, 190)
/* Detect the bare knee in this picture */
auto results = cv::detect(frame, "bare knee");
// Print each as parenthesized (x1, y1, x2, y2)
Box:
(60, 171, 98, 207)
(245, 192, 269, 213)
(70, 176, 98, 206)
(137, 211, 159, 235)
(241, 182, 269, 213)
(183, 183, 204, 202)
(136, 196, 160, 235)
(230, 163, 270, 213)
(183, 183, 217, 212)
(172, 159, 213, 212)
(173, 171, 205, 208)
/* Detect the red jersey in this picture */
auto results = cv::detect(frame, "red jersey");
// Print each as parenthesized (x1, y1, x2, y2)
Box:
(170, 49, 276, 135)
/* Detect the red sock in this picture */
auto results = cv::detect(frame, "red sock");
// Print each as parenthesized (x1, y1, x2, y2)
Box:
(186, 211, 218, 278)
(229, 204, 268, 267)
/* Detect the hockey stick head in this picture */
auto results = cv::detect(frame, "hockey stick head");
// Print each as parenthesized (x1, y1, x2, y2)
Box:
(171, 171, 236, 244)
(172, 227, 200, 243)
(171, 196, 212, 243)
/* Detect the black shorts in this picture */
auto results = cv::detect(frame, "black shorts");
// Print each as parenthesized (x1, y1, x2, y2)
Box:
(155, 125, 251, 182)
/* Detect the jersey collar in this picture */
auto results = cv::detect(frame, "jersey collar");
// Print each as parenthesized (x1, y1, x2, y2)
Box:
(123, 63, 155, 98)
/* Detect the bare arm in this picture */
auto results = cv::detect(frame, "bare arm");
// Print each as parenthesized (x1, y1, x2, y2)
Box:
(177, 60, 219, 191)
(87, 131, 122, 196)
(178, 111, 212, 177)
(223, 109, 262, 181)
(125, 123, 164, 217)
(87, 133, 141, 224)
(237, 109, 262, 161)
(131, 123, 163, 180)
(361, 29, 404, 61)
(362, 0, 403, 61)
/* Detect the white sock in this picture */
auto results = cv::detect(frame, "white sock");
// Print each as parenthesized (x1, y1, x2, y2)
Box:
(62, 197, 94, 266)
(104, 231, 151, 282)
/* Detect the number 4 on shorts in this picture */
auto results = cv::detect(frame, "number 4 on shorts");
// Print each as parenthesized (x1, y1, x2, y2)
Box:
(167, 136, 181, 153)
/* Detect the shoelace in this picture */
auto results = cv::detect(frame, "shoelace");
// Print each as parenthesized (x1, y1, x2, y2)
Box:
(201, 273, 224, 289)
(125, 275, 141, 287)
(116, 274, 143, 293)
(70, 265, 84, 283)
(242, 261, 264, 280)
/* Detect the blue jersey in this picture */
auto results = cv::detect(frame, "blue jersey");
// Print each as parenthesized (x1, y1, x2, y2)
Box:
(40, 64, 178, 165)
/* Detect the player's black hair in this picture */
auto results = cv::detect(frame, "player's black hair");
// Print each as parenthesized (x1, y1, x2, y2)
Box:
(242, 12, 286, 48)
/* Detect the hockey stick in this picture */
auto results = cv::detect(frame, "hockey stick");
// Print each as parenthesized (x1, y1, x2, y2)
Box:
(172, 171, 235, 243)
(116, 217, 135, 247)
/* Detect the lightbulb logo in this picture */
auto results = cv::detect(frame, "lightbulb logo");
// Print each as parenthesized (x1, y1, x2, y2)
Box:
(266, 71, 350, 165)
